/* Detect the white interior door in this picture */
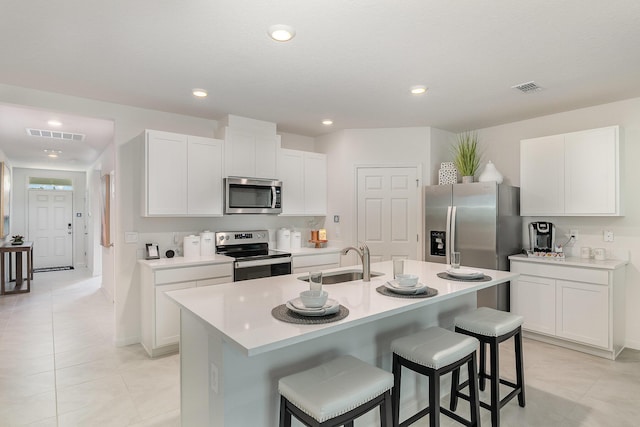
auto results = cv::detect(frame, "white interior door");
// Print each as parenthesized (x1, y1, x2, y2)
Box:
(28, 190, 74, 268)
(357, 167, 419, 263)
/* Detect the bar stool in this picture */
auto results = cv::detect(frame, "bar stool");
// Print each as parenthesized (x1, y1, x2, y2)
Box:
(450, 307, 525, 427)
(278, 355, 394, 426)
(391, 326, 481, 427)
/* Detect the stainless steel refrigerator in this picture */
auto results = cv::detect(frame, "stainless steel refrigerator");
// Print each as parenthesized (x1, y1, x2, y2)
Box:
(424, 182, 522, 311)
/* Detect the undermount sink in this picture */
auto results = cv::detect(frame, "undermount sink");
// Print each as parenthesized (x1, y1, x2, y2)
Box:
(297, 269, 384, 285)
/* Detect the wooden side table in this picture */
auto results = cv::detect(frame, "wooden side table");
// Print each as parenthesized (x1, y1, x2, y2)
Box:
(0, 241, 34, 295)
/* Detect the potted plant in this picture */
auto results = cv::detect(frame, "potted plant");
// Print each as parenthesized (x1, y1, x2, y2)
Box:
(11, 234, 24, 245)
(452, 131, 481, 183)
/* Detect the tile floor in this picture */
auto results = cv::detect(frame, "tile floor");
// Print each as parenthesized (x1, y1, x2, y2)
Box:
(1, 267, 639, 426)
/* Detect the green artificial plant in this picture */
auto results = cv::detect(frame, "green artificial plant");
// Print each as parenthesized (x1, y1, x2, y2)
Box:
(452, 131, 481, 177)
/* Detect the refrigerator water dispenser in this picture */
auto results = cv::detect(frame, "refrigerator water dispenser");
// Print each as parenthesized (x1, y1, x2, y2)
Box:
(430, 231, 446, 257)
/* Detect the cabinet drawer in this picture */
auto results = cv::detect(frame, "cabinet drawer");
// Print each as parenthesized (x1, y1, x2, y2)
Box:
(511, 262, 608, 285)
(155, 263, 233, 285)
(292, 253, 341, 269)
(197, 277, 231, 287)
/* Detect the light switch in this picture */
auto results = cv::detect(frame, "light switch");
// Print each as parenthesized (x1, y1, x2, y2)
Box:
(125, 232, 139, 243)
(604, 230, 614, 242)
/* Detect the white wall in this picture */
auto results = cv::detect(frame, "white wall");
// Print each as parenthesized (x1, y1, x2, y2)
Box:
(279, 132, 315, 151)
(471, 97, 640, 349)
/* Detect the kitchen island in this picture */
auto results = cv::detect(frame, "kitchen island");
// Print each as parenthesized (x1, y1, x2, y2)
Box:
(167, 260, 519, 426)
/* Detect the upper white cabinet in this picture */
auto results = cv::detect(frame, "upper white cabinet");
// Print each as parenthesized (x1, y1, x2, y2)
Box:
(277, 149, 327, 216)
(223, 128, 279, 179)
(520, 125, 621, 216)
(143, 130, 224, 217)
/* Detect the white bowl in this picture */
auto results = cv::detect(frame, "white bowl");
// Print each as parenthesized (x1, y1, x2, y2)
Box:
(299, 290, 328, 308)
(395, 274, 419, 287)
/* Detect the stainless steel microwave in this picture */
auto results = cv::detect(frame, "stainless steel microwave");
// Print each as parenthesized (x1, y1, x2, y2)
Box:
(224, 177, 282, 214)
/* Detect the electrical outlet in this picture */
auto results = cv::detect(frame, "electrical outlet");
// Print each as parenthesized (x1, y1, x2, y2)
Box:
(604, 230, 614, 242)
(569, 229, 578, 240)
(210, 363, 218, 393)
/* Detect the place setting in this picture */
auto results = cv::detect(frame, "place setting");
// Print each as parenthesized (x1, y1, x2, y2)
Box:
(272, 271, 349, 324)
(437, 251, 492, 282)
(376, 260, 438, 299)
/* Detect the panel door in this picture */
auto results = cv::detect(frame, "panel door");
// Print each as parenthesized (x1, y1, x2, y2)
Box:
(28, 190, 73, 268)
(510, 274, 556, 335)
(564, 126, 618, 215)
(187, 136, 224, 215)
(303, 152, 327, 215)
(357, 167, 419, 263)
(277, 149, 305, 215)
(146, 130, 188, 215)
(520, 135, 565, 215)
(556, 279, 609, 348)
(155, 281, 196, 347)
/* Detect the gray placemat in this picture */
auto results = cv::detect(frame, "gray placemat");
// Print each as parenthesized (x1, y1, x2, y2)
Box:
(376, 285, 438, 299)
(437, 272, 492, 282)
(272, 304, 349, 324)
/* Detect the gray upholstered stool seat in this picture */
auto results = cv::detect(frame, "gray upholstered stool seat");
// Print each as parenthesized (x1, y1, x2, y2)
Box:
(451, 307, 526, 427)
(278, 355, 393, 426)
(391, 326, 481, 427)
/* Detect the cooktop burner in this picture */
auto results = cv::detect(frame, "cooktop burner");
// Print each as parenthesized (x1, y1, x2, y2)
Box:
(215, 230, 291, 259)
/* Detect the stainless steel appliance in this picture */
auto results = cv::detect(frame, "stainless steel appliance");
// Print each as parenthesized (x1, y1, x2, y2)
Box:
(528, 221, 556, 252)
(424, 182, 522, 311)
(224, 177, 282, 214)
(215, 230, 291, 281)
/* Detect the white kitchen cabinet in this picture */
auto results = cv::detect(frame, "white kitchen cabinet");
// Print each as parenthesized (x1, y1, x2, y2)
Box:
(224, 128, 279, 179)
(292, 251, 341, 274)
(140, 260, 233, 357)
(143, 130, 224, 217)
(509, 255, 626, 359)
(277, 149, 327, 216)
(520, 125, 621, 216)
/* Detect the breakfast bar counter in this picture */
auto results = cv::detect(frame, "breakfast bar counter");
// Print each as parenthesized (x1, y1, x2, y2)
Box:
(167, 260, 519, 426)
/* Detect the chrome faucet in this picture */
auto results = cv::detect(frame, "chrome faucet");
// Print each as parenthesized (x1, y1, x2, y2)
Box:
(341, 243, 371, 281)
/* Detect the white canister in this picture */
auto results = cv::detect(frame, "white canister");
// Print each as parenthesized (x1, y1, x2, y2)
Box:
(183, 235, 201, 259)
(580, 247, 591, 259)
(594, 248, 606, 261)
(200, 231, 215, 256)
(290, 231, 302, 251)
(276, 228, 291, 251)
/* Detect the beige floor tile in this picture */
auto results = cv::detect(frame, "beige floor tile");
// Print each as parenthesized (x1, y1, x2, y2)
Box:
(128, 409, 181, 427)
(0, 370, 55, 400)
(56, 373, 129, 415)
(0, 389, 57, 426)
(0, 352, 54, 378)
(55, 357, 118, 388)
(57, 394, 139, 427)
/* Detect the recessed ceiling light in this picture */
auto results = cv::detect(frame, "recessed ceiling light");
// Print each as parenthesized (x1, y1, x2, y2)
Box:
(268, 24, 296, 42)
(47, 120, 62, 126)
(322, 120, 333, 126)
(44, 149, 62, 158)
(192, 89, 208, 98)
(410, 85, 427, 95)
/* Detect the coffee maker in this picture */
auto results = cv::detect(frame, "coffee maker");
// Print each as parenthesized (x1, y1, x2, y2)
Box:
(529, 221, 556, 252)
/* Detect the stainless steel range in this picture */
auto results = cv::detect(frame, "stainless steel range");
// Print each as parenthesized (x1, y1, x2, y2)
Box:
(215, 230, 292, 282)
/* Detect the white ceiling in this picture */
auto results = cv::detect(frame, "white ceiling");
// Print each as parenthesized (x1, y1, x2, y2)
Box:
(1, 0, 639, 169)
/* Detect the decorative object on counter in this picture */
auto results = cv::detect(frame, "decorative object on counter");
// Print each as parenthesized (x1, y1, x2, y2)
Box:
(145, 243, 160, 260)
(165, 249, 175, 258)
(199, 230, 215, 256)
(10, 234, 24, 245)
(594, 247, 606, 261)
(438, 162, 458, 185)
(183, 235, 201, 259)
(271, 303, 349, 324)
(276, 228, 291, 250)
(478, 160, 504, 184)
(437, 272, 492, 281)
(580, 247, 592, 259)
(299, 290, 328, 308)
(452, 131, 481, 183)
(309, 229, 328, 248)
(308, 271, 323, 292)
(393, 259, 404, 279)
(524, 250, 565, 259)
(318, 228, 327, 241)
(380, 282, 434, 297)
(290, 230, 302, 250)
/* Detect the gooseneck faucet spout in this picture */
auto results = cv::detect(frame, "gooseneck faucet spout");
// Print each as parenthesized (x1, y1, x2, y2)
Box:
(340, 243, 371, 281)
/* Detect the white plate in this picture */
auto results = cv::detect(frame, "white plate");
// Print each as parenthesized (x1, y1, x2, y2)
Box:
(286, 298, 340, 316)
(387, 279, 419, 289)
(446, 268, 484, 279)
(384, 281, 428, 295)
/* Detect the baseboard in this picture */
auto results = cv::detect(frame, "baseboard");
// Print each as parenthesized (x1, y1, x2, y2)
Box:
(114, 335, 140, 347)
(624, 339, 640, 351)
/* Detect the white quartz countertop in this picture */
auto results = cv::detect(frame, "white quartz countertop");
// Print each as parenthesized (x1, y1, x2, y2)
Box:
(287, 246, 342, 256)
(166, 260, 519, 357)
(509, 254, 628, 270)
(138, 255, 234, 269)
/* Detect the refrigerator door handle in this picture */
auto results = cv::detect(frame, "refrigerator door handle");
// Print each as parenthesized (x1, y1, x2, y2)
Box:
(446, 206, 452, 264)
(450, 206, 457, 257)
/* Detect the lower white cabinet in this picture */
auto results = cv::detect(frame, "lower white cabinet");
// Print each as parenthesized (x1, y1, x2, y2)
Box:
(510, 256, 626, 359)
(292, 251, 341, 274)
(140, 260, 233, 357)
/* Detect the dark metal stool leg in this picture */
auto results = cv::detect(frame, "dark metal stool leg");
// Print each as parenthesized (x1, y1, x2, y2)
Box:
(490, 339, 500, 427)
(380, 390, 392, 427)
(428, 370, 440, 427)
(392, 354, 401, 426)
(279, 396, 291, 427)
(515, 328, 526, 407)
(479, 341, 487, 391)
(449, 367, 460, 411)
(468, 352, 480, 427)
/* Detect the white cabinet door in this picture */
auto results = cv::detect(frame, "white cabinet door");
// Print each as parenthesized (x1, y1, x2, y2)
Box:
(146, 131, 188, 215)
(304, 152, 327, 215)
(225, 129, 256, 177)
(511, 274, 556, 336)
(187, 137, 224, 215)
(155, 281, 196, 347)
(255, 134, 278, 179)
(278, 149, 305, 215)
(520, 135, 565, 215)
(556, 279, 609, 348)
(565, 127, 618, 215)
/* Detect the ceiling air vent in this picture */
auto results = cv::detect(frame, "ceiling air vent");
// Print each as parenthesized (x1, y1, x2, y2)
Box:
(26, 128, 85, 141)
(511, 81, 542, 93)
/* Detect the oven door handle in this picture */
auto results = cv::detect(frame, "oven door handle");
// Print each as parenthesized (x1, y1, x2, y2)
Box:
(235, 257, 292, 269)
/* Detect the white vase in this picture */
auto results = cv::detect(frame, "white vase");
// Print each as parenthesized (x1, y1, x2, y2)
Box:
(462, 176, 473, 184)
(478, 161, 503, 184)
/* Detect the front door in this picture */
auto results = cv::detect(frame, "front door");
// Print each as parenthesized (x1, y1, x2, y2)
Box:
(28, 190, 73, 268)
(357, 167, 420, 263)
